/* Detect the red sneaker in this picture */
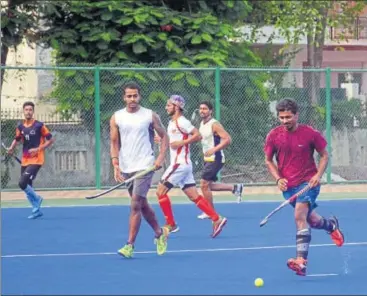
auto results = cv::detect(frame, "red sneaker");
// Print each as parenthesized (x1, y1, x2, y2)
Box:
(287, 257, 307, 276)
(211, 216, 227, 238)
(328, 216, 344, 247)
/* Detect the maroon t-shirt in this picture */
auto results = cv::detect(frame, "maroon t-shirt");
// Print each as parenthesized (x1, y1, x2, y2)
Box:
(264, 124, 327, 188)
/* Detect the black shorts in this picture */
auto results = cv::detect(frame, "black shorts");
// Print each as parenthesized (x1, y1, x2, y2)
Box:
(21, 165, 42, 181)
(201, 161, 224, 182)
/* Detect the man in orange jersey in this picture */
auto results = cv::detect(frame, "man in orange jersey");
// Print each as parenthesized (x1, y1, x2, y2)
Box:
(7, 101, 55, 219)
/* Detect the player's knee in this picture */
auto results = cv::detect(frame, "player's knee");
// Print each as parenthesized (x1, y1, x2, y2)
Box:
(200, 179, 210, 191)
(294, 211, 308, 229)
(18, 177, 28, 190)
(156, 181, 170, 197)
(130, 199, 142, 212)
(156, 184, 165, 198)
(182, 184, 198, 201)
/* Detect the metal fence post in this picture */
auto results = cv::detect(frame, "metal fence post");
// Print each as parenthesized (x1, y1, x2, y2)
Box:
(215, 67, 221, 121)
(215, 67, 221, 181)
(325, 67, 332, 184)
(94, 66, 101, 189)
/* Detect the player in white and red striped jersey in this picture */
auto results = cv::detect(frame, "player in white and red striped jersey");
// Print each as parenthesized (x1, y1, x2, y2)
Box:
(156, 95, 227, 238)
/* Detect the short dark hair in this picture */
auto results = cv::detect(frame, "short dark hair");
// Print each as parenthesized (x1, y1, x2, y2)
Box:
(123, 82, 141, 95)
(200, 101, 213, 111)
(23, 101, 35, 110)
(276, 98, 298, 115)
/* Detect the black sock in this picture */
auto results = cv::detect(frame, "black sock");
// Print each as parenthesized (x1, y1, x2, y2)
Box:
(296, 228, 311, 259)
(232, 184, 236, 194)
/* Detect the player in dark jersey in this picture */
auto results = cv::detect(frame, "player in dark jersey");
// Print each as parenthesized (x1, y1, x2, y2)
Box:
(7, 101, 55, 219)
(264, 98, 344, 276)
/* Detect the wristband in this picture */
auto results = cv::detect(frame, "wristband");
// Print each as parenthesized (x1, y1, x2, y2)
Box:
(276, 178, 281, 185)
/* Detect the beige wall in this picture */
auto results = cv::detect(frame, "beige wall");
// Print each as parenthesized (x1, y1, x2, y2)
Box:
(1, 40, 56, 119)
(2, 40, 38, 109)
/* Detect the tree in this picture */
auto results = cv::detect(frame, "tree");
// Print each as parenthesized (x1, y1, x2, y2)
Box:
(39, 0, 273, 177)
(0, 0, 43, 95)
(38, 0, 264, 123)
(257, 1, 367, 106)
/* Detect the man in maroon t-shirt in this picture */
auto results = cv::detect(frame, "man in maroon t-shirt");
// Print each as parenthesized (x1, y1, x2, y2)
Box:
(264, 98, 344, 276)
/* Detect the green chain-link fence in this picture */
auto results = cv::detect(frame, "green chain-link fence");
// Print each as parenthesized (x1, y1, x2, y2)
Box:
(1, 66, 367, 190)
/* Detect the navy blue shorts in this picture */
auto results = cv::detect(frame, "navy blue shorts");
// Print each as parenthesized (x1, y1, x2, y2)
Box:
(282, 182, 320, 214)
(201, 161, 224, 182)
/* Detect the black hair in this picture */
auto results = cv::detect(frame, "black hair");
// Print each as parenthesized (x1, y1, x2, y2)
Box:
(23, 101, 35, 110)
(276, 98, 298, 115)
(122, 82, 141, 95)
(200, 101, 213, 111)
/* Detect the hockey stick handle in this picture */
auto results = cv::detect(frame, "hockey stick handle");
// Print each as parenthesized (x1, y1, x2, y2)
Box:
(1, 142, 21, 164)
(259, 184, 311, 227)
(85, 166, 160, 200)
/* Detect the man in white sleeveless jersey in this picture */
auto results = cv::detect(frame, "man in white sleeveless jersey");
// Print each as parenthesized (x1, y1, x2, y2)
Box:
(156, 95, 227, 238)
(110, 82, 169, 258)
(197, 101, 244, 220)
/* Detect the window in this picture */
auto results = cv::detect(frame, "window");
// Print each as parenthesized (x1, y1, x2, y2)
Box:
(55, 150, 87, 171)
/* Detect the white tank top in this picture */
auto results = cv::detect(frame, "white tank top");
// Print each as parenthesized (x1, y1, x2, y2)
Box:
(114, 107, 155, 173)
(199, 118, 225, 163)
(167, 116, 195, 165)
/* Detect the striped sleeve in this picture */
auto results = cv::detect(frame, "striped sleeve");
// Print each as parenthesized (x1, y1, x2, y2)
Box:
(41, 124, 52, 140)
(15, 125, 22, 142)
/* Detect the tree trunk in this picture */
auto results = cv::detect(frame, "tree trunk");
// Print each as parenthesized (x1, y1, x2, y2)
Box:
(306, 7, 328, 127)
(307, 33, 318, 107)
(0, 45, 9, 97)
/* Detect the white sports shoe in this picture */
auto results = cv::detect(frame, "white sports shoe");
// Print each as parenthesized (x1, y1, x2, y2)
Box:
(233, 183, 244, 203)
(197, 212, 210, 219)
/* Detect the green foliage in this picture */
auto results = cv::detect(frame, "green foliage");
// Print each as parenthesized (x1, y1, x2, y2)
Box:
(260, 1, 366, 47)
(1, 0, 39, 50)
(330, 99, 367, 130)
(40, 1, 254, 66)
(220, 69, 273, 164)
(0, 120, 19, 188)
(38, 0, 272, 167)
(40, 0, 264, 120)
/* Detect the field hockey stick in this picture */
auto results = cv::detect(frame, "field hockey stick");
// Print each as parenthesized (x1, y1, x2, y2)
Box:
(259, 184, 311, 227)
(190, 108, 200, 126)
(85, 165, 160, 200)
(1, 142, 21, 164)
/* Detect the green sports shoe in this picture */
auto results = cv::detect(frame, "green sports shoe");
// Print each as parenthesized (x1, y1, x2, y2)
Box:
(117, 243, 134, 258)
(155, 227, 169, 255)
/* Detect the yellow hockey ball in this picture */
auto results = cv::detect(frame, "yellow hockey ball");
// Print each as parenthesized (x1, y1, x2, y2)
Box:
(254, 278, 264, 287)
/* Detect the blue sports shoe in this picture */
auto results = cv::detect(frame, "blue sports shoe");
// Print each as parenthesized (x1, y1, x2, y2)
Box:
(28, 210, 43, 219)
(32, 195, 43, 213)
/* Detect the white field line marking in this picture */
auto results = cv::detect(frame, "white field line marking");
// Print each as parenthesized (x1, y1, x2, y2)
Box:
(307, 273, 339, 277)
(2, 241, 367, 259)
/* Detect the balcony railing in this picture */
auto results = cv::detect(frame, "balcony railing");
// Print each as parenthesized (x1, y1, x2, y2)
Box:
(330, 17, 367, 40)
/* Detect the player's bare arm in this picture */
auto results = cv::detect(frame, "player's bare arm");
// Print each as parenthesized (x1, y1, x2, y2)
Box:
(204, 122, 232, 157)
(110, 114, 124, 183)
(309, 149, 328, 188)
(152, 112, 168, 169)
(7, 139, 19, 155)
(29, 138, 55, 156)
(265, 154, 288, 191)
(170, 127, 202, 149)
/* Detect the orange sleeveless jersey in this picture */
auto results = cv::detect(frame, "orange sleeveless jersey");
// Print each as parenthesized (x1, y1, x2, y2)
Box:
(15, 120, 53, 166)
